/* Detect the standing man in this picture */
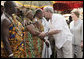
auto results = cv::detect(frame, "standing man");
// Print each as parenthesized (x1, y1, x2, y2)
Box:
(1, 1, 17, 58)
(39, 6, 73, 58)
(24, 9, 50, 58)
(34, 9, 52, 58)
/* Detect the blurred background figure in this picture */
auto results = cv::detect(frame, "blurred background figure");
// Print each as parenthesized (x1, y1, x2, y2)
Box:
(70, 9, 83, 58)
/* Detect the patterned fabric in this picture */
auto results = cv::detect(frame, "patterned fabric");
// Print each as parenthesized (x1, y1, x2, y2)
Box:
(1, 41, 8, 58)
(8, 14, 25, 58)
(1, 14, 25, 58)
(1, 14, 44, 58)
(24, 18, 44, 58)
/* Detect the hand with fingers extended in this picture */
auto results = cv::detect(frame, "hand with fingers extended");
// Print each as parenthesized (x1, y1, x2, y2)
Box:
(39, 30, 61, 38)
(39, 32, 46, 38)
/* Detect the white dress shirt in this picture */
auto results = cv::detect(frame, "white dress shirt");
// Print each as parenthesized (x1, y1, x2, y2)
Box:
(48, 14, 73, 49)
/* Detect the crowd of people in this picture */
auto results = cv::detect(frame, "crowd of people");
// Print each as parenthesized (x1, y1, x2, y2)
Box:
(1, 1, 83, 58)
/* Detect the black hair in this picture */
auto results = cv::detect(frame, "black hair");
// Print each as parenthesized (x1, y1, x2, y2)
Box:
(4, 1, 17, 16)
(34, 9, 42, 18)
(69, 16, 72, 22)
(1, 5, 3, 8)
(67, 16, 72, 25)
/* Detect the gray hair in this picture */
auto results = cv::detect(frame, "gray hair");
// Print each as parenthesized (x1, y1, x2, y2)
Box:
(43, 6, 54, 13)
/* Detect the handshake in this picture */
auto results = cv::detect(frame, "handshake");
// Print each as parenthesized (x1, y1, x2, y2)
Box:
(38, 32, 50, 47)
(39, 30, 61, 37)
(38, 30, 61, 47)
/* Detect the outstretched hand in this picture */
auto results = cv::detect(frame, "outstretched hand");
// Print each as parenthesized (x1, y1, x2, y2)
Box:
(39, 32, 46, 38)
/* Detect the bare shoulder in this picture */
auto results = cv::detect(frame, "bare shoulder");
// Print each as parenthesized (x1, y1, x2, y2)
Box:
(2, 19, 11, 27)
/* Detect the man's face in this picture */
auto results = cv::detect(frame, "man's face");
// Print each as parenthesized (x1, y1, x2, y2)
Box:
(6, 7, 17, 16)
(27, 11, 34, 20)
(38, 12, 43, 19)
(43, 10, 51, 19)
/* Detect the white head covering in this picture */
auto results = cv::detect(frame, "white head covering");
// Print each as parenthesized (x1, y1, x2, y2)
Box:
(1, 1, 6, 6)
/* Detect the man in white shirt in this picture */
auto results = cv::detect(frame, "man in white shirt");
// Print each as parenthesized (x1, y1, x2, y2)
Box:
(39, 6, 73, 58)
